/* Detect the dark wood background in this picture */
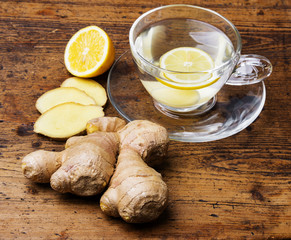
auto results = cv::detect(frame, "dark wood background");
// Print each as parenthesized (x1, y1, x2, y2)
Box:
(0, 0, 290, 239)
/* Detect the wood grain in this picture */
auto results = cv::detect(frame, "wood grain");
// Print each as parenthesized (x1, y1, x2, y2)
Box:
(0, 0, 290, 239)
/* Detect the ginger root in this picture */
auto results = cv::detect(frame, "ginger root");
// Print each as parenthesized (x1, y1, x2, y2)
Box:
(100, 148, 168, 223)
(22, 117, 169, 223)
(118, 120, 169, 166)
(22, 130, 119, 196)
(86, 117, 126, 134)
(87, 119, 169, 223)
(22, 150, 60, 183)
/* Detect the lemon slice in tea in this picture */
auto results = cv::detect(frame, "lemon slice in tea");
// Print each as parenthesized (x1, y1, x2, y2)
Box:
(141, 80, 200, 108)
(158, 47, 218, 90)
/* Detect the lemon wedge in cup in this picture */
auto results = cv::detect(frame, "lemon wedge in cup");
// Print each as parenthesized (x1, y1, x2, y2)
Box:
(158, 47, 218, 90)
(64, 26, 115, 78)
(141, 80, 200, 108)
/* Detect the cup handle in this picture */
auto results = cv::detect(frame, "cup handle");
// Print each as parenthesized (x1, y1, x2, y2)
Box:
(226, 54, 272, 86)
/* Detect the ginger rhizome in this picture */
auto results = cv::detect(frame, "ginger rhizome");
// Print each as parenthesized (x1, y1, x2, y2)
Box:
(86, 117, 126, 134)
(88, 119, 169, 223)
(100, 148, 168, 223)
(22, 130, 120, 196)
(22, 117, 169, 223)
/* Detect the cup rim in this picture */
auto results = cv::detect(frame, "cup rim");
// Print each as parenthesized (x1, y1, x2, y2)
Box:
(129, 4, 242, 74)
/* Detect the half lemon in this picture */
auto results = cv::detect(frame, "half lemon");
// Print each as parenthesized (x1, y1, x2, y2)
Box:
(158, 47, 218, 90)
(64, 26, 115, 78)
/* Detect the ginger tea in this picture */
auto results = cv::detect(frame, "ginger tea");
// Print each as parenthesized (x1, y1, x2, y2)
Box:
(134, 19, 234, 111)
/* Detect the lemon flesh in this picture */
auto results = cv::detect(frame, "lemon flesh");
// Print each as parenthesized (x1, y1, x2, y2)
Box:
(64, 26, 115, 78)
(141, 81, 200, 108)
(158, 47, 218, 90)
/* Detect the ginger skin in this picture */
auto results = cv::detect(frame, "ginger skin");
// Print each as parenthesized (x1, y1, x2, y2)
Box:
(86, 117, 126, 134)
(50, 132, 119, 196)
(22, 117, 169, 223)
(22, 130, 120, 196)
(118, 120, 169, 166)
(100, 148, 168, 223)
(93, 120, 169, 223)
(22, 150, 60, 183)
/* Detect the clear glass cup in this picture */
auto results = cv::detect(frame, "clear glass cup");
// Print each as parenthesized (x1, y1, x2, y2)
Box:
(129, 4, 272, 118)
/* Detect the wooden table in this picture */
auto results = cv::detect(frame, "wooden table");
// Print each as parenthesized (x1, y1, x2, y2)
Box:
(1, 0, 290, 239)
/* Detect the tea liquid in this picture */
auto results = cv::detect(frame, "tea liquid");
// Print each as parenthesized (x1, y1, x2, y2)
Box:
(135, 19, 234, 109)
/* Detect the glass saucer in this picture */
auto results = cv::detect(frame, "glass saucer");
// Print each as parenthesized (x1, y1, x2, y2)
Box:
(107, 51, 266, 142)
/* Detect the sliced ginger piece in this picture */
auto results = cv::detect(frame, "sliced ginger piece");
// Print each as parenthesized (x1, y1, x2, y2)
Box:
(61, 77, 107, 106)
(34, 102, 104, 139)
(36, 87, 96, 114)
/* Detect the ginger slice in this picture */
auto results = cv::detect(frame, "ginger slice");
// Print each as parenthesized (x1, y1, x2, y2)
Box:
(34, 102, 104, 139)
(36, 87, 96, 114)
(61, 77, 107, 106)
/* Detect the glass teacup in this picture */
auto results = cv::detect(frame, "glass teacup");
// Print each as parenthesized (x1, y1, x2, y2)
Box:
(129, 5, 272, 118)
